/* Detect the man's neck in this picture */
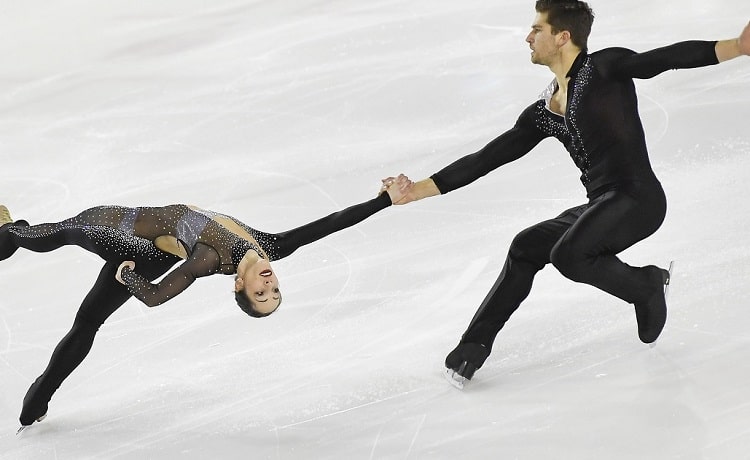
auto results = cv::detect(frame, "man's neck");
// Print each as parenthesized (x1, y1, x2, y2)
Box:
(550, 48, 583, 92)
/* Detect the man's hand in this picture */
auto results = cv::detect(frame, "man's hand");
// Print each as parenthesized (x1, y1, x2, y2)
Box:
(740, 21, 750, 55)
(716, 21, 750, 62)
(381, 174, 415, 204)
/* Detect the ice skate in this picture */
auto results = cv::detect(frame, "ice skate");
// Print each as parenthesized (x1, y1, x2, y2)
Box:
(444, 342, 489, 389)
(635, 261, 674, 345)
(0, 205, 12, 226)
(445, 363, 475, 389)
(18, 375, 53, 435)
(16, 414, 47, 436)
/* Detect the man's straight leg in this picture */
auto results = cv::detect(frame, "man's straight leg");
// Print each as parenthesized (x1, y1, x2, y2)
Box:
(446, 203, 589, 379)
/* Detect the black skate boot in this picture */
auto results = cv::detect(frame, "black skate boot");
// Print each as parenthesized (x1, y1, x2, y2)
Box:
(17, 376, 51, 435)
(444, 342, 490, 389)
(634, 262, 673, 345)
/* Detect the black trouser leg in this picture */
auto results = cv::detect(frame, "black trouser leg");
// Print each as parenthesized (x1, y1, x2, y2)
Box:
(448, 182, 668, 375)
(550, 183, 668, 342)
(446, 205, 585, 373)
(462, 205, 588, 349)
(550, 184, 666, 305)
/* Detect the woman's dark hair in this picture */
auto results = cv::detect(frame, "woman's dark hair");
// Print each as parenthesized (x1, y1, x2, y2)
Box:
(535, 0, 595, 51)
(235, 289, 280, 318)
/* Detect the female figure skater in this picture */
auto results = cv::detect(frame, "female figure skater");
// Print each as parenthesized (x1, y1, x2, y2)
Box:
(0, 177, 411, 432)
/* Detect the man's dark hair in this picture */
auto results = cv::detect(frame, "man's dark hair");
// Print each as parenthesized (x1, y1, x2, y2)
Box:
(235, 289, 280, 318)
(535, 0, 595, 51)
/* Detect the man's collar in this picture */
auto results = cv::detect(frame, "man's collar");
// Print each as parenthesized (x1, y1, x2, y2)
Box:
(565, 50, 588, 79)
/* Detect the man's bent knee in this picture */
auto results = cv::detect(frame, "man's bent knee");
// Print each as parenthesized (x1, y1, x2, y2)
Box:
(508, 229, 551, 270)
(550, 242, 590, 283)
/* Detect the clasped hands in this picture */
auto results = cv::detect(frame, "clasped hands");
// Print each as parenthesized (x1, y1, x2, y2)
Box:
(380, 174, 415, 205)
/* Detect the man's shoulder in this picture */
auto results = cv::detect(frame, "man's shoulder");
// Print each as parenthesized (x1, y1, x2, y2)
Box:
(587, 47, 639, 76)
(590, 47, 637, 60)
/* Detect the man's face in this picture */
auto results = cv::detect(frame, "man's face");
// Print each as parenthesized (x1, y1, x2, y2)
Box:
(526, 12, 562, 66)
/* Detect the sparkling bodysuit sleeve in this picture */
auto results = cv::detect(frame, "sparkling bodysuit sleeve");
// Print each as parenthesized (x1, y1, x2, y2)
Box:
(605, 41, 719, 79)
(270, 192, 392, 260)
(430, 103, 547, 194)
(120, 244, 221, 307)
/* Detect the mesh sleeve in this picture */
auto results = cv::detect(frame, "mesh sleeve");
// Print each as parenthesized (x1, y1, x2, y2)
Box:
(120, 244, 221, 307)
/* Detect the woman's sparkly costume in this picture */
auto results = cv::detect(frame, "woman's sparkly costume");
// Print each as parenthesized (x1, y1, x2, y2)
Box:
(1, 193, 391, 426)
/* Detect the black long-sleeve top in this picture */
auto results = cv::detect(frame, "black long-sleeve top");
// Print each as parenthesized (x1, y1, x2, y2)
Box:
(431, 41, 720, 198)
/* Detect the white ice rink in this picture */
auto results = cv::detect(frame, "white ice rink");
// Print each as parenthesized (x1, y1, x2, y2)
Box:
(2, 1, 750, 458)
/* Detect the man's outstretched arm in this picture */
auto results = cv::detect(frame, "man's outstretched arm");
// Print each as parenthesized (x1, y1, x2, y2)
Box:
(383, 102, 547, 206)
(615, 21, 749, 79)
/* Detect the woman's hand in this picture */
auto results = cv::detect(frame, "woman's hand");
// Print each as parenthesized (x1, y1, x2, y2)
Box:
(381, 174, 415, 204)
(115, 260, 136, 284)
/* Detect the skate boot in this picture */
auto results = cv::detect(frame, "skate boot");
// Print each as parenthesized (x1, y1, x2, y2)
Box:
(634, 262, 673, 345)
(444, 342, 490, 389)
(0, 205, 12, 226)
(17, 376, 51, 435)
(0, 205, 29, 261)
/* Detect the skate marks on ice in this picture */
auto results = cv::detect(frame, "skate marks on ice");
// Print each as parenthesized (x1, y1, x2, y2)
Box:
(2, 0, 750, 458)
(273, 388, 425, 430)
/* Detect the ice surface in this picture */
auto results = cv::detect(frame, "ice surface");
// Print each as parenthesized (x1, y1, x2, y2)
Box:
(2, 1, 750, 458)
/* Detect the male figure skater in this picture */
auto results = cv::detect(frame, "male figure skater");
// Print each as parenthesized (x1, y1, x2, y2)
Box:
(385, 1, 750, 388)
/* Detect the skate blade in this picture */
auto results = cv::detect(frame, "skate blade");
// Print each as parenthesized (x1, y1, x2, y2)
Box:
(444, 368, 466, 390)
(649, 260, 675, 349)
(16, 414, 46, 436)
(664, 260, 675, 300)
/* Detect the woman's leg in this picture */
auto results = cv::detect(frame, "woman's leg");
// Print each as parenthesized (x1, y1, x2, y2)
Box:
(0, 221, 31, 261)
(19, 255, 178, 426)
(1, 206, 139, 261)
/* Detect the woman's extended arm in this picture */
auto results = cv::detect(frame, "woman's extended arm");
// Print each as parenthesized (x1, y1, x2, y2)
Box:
(270, 185, 406, 260)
